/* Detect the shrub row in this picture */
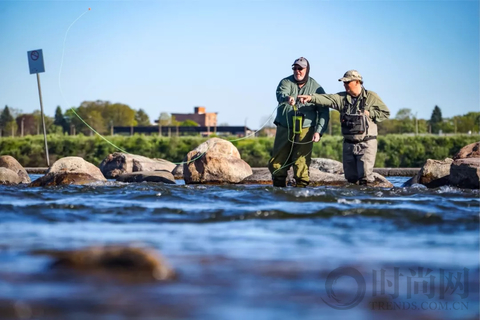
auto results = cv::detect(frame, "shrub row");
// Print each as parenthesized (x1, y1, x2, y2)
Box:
(0, 134, 478, 168)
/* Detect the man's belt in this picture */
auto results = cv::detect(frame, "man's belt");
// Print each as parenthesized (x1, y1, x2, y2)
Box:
(343, 136, 377, 144)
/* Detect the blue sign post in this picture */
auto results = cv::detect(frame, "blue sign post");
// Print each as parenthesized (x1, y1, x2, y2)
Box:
(27, 49, 50, 167)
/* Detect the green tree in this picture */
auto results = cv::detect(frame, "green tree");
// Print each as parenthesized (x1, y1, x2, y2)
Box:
(54, 106, 69, 133)
(395, 108, 414, 133)
(0, 106, 15, 136)
(179, 119, 199, 127)
(329, 110, 341, 136)
(135, 109, 151, 126)
(430, 105, 443, 134)
(158, 112, 171, 126)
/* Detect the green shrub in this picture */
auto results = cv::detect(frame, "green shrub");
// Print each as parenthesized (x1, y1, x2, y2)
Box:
(0, 134, 478, 168)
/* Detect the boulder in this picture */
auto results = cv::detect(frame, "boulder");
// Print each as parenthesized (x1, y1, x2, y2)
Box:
(30, 157, 106, 186)
(0, 167, 22, 185)
(116, 170, 176, 184)
(33, 245, 176, 281)
(310, 158, 344, 174)
(100, 152, 176, 179)
(453, 142, 480, 160)
(184, 138, 252, 184)
(404, 158, 453, 188)
(0, 155, 30, 183)
(241, 167, 393, 188)
(449, 158, 480, 189)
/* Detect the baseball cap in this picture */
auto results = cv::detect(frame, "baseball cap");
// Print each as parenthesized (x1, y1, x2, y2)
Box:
(292, 57, 308, 69)
(338, 70, 363, 82)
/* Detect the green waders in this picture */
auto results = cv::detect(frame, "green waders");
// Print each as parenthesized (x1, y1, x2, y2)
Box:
(268, 125, 315, 187)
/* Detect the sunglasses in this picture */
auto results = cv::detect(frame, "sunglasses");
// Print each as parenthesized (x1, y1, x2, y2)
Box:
(292, 67, 304, 71)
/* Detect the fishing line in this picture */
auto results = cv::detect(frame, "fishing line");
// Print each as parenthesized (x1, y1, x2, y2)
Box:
(57, 9, 288, 170)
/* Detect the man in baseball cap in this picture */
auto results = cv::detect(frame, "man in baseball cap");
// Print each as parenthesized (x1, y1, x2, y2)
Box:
(268, 58, 330, 187)
(298, 70, 390, 185)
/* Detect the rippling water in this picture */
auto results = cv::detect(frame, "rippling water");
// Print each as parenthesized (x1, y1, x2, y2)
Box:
(0, 176, 478, 320)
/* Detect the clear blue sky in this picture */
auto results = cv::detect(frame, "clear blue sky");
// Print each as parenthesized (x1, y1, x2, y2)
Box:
(0, 0, 478, 129)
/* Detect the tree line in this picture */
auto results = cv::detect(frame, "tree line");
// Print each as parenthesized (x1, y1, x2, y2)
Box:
(0, 134, 478, 168)
(0, 101, 201, 137)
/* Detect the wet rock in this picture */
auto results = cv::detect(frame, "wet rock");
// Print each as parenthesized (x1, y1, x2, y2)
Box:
(453, 141, 480, 160)
(310, 158, 344, 174)
(0, 167, 22, 185)
(100, 152, 176, 179)
(184, 138, 252, 184)
(116, 170, 176, 184)
(0, 155, 30, 183)
(33, 245, 176, 282)
(172, 164, 183, 179)
(29, 157, 106, 186)
(241, 167, 273, 185)
(242, 168, 393, 188)
(405, 158, 453, 188)
(449, 158, 480, 189)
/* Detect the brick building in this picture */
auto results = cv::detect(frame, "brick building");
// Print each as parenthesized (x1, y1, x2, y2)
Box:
(171, 107, 217, 127)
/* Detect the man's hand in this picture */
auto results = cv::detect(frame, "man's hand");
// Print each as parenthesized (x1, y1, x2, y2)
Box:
(286, 96, 295, 106)
(298, 95, 312, 104)
(365, 110, 370, 117)
(312, 132, 321, 142)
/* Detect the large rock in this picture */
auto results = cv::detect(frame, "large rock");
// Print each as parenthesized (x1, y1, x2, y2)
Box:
(405, 158, 453, 188)
(454, 142, 480, 160)
(30, 157, 106, 186)
(33, 245, 176, 281)
(100, 152, 176, 179)
(449, 158, 480, 189)
(310, 158, 344, 174)
(184, 138, 252, 184)
(0, 155, 30, 183)
(0, 167, 22, 185)
(116, 171, 176, 184)
(241, 168, 393, 188)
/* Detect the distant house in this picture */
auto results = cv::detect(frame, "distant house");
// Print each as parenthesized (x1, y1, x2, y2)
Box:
(171, 107, 217, 127)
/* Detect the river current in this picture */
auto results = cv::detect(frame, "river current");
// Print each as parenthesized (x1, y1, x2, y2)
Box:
(0, 176, 478, 320)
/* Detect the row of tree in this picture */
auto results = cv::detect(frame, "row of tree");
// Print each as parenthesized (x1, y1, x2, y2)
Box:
(0, 101, 202, 137)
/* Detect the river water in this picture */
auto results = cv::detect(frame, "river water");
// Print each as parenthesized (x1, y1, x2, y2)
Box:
(0, 176, 478, 320)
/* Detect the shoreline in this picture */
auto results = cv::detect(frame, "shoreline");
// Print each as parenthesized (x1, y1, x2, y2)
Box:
(25, 167, 420, 177)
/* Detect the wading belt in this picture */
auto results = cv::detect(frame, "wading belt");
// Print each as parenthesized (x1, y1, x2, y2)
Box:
(343, 136, 377, 144)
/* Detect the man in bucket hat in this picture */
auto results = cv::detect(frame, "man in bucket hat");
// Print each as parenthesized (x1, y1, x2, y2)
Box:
(298, 70, 390, 185)
(268, 57, 330, 187)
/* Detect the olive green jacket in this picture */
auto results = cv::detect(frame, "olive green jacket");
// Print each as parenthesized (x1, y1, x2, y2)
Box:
(275, 76, 330, 134)
(310, 89, 390, 140)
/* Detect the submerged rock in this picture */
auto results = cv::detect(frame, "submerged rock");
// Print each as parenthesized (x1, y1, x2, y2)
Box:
(100, 153, 176, 179)
(116, 170, 176, 184)
(0, 155, 30, 183)
(30, 157, 106, 186)
(33, 245, 176, 282)
(183, 138, 252, 184)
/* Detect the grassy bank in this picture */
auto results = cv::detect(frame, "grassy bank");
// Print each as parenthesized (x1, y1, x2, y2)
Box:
(0, 134, 478, 168)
